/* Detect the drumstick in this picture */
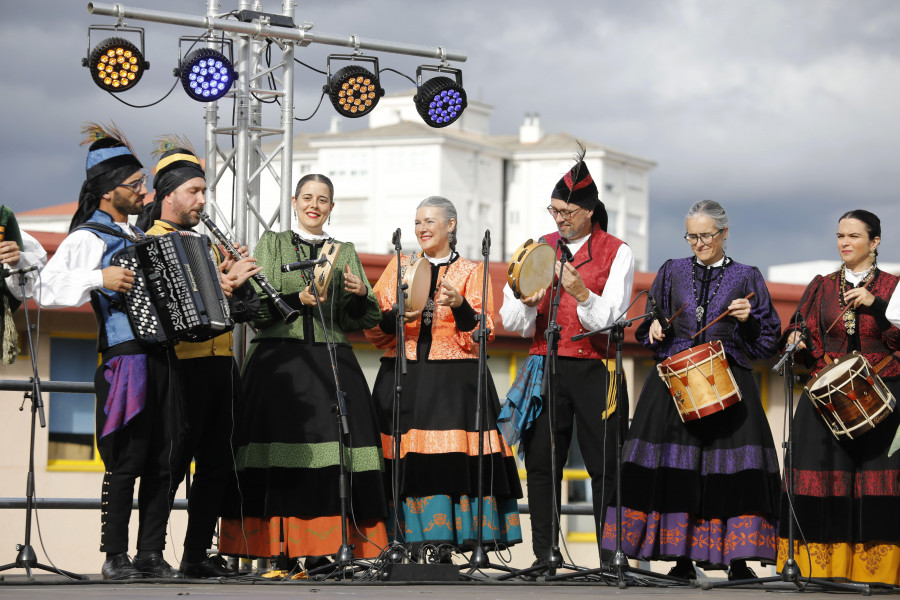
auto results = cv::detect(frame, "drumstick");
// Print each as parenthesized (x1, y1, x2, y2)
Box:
(667, 301, 688, 326)
(824, 277, 873, 335)
(691, 293, 755, 339)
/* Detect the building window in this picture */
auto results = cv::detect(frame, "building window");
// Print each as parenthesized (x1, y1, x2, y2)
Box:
(48, 336, 100, 467)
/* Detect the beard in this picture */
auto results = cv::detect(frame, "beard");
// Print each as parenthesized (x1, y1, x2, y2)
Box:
(111, 189, 145, 216)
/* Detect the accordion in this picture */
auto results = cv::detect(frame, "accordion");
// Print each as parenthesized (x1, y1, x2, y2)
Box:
(111, 231, 232, 346)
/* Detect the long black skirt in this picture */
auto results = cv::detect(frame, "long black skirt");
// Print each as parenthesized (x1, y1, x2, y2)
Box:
(224, 339, 387, 522)
(602, 364, 781, 566)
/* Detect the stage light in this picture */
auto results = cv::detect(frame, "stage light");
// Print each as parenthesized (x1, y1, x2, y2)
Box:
(324, 56, 384, 118)
(414, 65, 467, 128)
(179, 48, 235, 102)
(85, 36, 148, 93)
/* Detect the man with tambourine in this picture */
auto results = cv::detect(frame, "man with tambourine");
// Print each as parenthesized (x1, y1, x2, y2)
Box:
(499, 146, 634, 568)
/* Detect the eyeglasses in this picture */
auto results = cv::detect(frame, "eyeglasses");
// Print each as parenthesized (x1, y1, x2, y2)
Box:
(117, 174, 147, 193)
(684, 229, 724, 245)
(546, 205, 582, 221)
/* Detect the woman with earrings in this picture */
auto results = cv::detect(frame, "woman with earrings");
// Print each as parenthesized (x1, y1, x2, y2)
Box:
(601, 199, 782, 581)
(364, 196, 522, 561)
(219, 174, 388, 569)
(779, 209, 900, 585)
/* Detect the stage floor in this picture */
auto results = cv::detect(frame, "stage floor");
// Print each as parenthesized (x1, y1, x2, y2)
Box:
(0, 569, 889, 599)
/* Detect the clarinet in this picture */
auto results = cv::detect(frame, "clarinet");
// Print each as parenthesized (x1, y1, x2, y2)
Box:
(199, 212, 300, 324)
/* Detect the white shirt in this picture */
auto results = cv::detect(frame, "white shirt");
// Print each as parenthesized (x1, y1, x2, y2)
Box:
(885, 278, 900, 329)
(500, 238, 635, 338)
(32, 222, 138, 309)
(4, 231, 48, 301)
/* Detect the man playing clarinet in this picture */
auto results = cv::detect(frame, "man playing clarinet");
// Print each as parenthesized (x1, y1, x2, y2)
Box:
(137, 140, 259, 577)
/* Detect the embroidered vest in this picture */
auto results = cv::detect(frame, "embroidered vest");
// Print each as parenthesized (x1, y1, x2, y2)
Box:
(530, 224, 625, 360)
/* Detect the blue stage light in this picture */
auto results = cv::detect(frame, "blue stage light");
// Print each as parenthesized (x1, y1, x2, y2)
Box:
(180, 49, 234, 102)
(414, 69, 468, 128)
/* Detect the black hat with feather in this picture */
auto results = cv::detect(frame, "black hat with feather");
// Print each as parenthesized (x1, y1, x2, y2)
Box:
(136, 135, 204, 230)
(550, 141, 608, 231)
(69, 122, 143, 232)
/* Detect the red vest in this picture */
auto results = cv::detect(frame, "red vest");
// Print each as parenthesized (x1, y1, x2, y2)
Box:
(529, 224, 625, 359)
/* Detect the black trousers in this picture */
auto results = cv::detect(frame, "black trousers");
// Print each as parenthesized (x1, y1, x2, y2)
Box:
(522, 356, 626, 562)
(95, 346, 182, 554)
(178, 356, 242, 560)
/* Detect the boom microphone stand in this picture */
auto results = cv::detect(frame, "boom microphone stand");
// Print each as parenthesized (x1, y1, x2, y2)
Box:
(703, 329, 868, 593)
(0, 271, 86, 581)
(464, 231, 517, 579)
(567, 296, 691, 588)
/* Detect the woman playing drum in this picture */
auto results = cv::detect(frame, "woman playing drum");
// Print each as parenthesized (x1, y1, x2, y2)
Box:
(365, 196, 522, 561)
(602, 200, 782, 580)
(219, 174, 388, 569)
(780, 209, 900, 585)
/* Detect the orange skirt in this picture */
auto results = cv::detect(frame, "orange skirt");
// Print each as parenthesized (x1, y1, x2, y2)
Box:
(778, 538, 900, 585)
(219, 515, 388, 559)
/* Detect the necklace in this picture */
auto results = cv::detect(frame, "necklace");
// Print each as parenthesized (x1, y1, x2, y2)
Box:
(291, 232, 328, 287)
(838, 264, 875, 336)
(410, 252, 457, 326)
(691, 257, 729, 324)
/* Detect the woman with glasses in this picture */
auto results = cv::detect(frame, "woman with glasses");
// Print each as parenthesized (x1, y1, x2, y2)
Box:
(602, 199, 782, 581)
(778, 210, 900, 585)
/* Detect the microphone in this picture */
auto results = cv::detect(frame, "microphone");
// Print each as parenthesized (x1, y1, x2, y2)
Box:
(647, 293, 670, 331)
(558, 239, 573, 263)
(281, 255, 328, 272)
(482, 229, 491, 255)
(3, 264, 39, 277)
(391, 228, 401, 247)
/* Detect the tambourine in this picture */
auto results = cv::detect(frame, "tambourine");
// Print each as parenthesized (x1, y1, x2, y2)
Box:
(312, 240, 341, 295)
(507, 238, 555, 299)
(403, 255, 433, 312)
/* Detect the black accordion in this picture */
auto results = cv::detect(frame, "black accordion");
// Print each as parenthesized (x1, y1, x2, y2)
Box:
(111, 231, 231, 345)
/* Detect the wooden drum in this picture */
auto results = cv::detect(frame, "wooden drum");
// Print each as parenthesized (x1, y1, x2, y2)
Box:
(657, 340, 742, 422)
(507, 239, 555, 299)
(805, 351, 895, 440)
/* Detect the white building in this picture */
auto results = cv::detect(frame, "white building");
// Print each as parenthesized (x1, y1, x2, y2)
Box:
(247, 92, 656, 268)
(768, 260, 900, 284)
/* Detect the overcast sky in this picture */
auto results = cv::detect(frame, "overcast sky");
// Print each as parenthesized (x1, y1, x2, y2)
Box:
(1, 0, 898, 273)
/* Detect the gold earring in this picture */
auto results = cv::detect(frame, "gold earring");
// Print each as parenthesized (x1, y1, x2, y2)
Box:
(869, 249, 876, 261)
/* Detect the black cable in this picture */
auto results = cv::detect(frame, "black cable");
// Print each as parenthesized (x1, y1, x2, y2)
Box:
(294, 58, 327, 75)
(105, 79, 180, 108)
(380, 67, 416, 86)
(294, 92, 326, 121)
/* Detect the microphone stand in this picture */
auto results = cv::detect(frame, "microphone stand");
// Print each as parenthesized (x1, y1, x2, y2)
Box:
(563, 303, 692, 588)
(0, 273, 86, 581)
(386, 231, 409, 565)
(703, 336, 869, 593)
(463, 231, 517, 579)
(500, 238, 578, 580)
(301, 259, 366, 580)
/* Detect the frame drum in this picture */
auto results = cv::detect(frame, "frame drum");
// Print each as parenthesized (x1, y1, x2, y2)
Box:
(507, 239, 555, 299)
(312, 240, 342, 296)
(403, 255, 433, 312)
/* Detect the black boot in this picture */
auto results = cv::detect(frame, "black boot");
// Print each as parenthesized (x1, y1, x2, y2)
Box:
(101, 553, 143, 580)
(133, 551, 183, 578)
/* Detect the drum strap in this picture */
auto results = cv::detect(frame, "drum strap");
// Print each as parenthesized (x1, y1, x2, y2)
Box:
(874, 354, 893, 374)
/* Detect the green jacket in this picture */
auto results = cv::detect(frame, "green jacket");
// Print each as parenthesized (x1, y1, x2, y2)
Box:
(249, 230, 380, 347)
